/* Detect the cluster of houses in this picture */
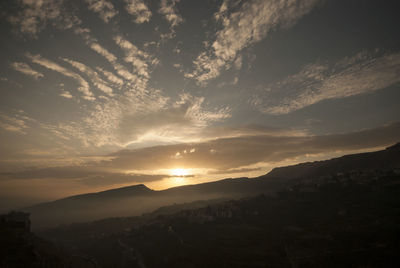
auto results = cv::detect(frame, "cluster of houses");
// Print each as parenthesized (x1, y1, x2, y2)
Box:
(287, 168, 400, 193)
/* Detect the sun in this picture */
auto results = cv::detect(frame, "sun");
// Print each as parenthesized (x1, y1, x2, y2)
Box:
(170, 168, 190, 177)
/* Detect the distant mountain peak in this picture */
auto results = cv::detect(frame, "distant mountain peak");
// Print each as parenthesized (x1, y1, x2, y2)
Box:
(116, 183, 151, 190)
(95, 183, 154, 197)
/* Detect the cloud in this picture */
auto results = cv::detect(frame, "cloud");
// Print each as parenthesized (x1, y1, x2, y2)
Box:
(3, 122, 399, 187)
(103, 121, 400, 172)
(8, 0, 80, 37)
(113, 35, 156, 92)
(85, 0, 118, 23)
(1, 166, 167, 187)
(173, 63, 182, 68)
(63, 58, 113, 95)
(233, 55, 242, 70)
(89, 42, 117, 62)
(23, 27, 231, 150)
(197, 124, 307, 140)
(253, 51, 400, 114)
(59, 89, 73, 99)
(35, 29, 230, 149)
(58, 83, 74, 99)
(96, 67, 124, 86)
(0, 110, 35, 134)
(26, 53, 95, 100)
(10, 62, 44, 79)
(157, 0, 183, 40)
(124, 0, 152, 24)
(113, 35, 151, 73)
(115, 93, 231, 145)
(48, 92, 230, 148)
(186, 0, 320, 84)
(75, 28, 140, 85)
(159, 0, 183, 28)
(75, 29, 161, 94)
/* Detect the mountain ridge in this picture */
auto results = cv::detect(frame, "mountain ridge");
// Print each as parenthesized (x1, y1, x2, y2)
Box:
(266, 142, 400, 180)
(23, 143, 400, 229)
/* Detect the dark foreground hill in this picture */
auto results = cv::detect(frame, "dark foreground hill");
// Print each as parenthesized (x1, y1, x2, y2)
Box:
(40, 167, 400, 267)
(0, 211, 95, 267)
(24, 143, 400, 229)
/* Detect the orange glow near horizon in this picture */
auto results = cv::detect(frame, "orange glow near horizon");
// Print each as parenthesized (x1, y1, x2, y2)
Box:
(171, 176, 186, 185)
(168, 168, 191, 187)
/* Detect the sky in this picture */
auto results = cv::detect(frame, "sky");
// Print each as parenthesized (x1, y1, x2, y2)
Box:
(0, 0, 399, 211)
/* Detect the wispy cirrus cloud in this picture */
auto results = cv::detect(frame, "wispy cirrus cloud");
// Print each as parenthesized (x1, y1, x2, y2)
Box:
(63, 58, 113, 96)
(186, 0, 320, 84)
(114, 35, 152, 75)
(114, 93, 231, 146)
(197, 124, 307, 141)
(48, 92, 230, 148)
(10, 62, 44, 80)
(253, 51, 400, 115)
(26, 53, 95, 100)
(113, 35, 158, 92)
(96, 67, 124, 86)
(85, 0, 118, 23)
(124, 0, 152, 24)
(50, 26, 230, 150)
(75, 28, 140, 85)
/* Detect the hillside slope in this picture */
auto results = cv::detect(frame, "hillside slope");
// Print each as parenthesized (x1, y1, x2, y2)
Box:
(41, 168, 400, 267)
(25, 143, 400, 229)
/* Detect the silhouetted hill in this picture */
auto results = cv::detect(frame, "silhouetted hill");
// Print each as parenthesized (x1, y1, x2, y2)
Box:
(24, 184, 159, 229)
(266, 143, 400, 180)
(32, 184, 154, 210)
(40, 168, 400, 267)
(72, 184, 153, 199)
(25, 177, 274, 229)
(24, 143, 400, 229)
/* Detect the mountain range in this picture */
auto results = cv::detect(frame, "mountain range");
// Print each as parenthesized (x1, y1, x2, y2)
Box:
(24, 143, 400, 229)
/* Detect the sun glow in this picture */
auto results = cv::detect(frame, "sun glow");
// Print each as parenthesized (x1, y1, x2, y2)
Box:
(170, 168, 190, 177)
